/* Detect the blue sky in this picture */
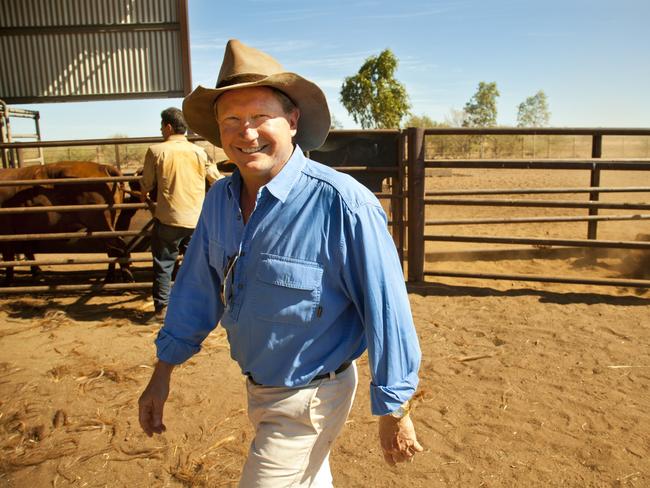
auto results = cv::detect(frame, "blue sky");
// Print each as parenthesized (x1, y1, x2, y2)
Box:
(14, 0, 650, 140)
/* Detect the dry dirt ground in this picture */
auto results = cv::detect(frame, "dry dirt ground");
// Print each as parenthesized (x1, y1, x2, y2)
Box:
(1, 167, 648, 487)
(0, 281, 648, 488)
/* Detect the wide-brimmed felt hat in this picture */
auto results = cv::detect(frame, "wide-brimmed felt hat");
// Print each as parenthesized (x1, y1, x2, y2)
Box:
(182, 39, 330, 151)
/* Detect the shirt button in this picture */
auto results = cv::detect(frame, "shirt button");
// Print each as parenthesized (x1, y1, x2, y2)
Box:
(238, 284, 244, 290)
(236, 215, 241, 220)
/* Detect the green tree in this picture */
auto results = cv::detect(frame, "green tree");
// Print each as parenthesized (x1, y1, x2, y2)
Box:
(516, 90, 550, 127)
(462, 81, 500, 127)
(403, 114, 446, 128)
(340, 49, 410, 129)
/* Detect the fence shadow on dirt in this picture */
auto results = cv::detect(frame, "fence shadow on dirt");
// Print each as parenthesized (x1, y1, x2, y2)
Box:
(1, 292, 152, 325)
(407, 282, 650, 307)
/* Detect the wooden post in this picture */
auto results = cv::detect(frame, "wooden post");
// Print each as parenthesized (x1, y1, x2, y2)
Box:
(114, 144, 121, 170)
(16, 148, 24, 167)
(407, 127, 425, 283)
(393, 132, 406, 268)
(178, 0, 193, 96)
(588, 134, 602, 240)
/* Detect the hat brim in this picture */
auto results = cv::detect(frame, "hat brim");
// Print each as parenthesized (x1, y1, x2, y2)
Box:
(182, 73, 330, 152)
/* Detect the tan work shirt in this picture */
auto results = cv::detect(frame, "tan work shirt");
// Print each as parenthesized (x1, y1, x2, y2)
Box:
(141, 134, 223, 228)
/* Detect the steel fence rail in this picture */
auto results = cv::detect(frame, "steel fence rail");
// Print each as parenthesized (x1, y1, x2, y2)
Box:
(425, 214, 650, 226)
(425, 186, 650, 196)
(424, 159, 650, 171)
(0, 256, 167, 268)
(423, 270, 650, 288)
(424, 234, 650, 250)
(0, 230, 149, 242)
(424, 198, 650, 210)
(0, 203, 147, 214)
(0, 176, 141, 186)
(422, 128, 650, 136)
(0, 283, 153, 294)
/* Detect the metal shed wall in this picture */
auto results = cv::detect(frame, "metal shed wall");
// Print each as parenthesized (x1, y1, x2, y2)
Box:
(0, 0, 192, 103)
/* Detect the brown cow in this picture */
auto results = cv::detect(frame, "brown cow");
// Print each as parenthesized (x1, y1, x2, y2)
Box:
(0, 161, 134, 285)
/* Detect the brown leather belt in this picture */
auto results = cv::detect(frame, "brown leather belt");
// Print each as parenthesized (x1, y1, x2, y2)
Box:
(247, 361, 352, 387)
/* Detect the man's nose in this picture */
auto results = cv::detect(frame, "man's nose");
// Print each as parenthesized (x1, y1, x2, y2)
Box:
(240, 122, 258, 139)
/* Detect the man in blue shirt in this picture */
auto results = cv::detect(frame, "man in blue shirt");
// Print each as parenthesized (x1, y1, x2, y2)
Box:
(138, 39, 422, 486)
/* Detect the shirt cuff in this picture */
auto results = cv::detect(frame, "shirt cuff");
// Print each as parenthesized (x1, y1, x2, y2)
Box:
(369, 371, 420, 416)
(155, 328, 201, 365)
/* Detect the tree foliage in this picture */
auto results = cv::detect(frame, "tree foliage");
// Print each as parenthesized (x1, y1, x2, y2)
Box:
(463, 81, 500, 127)
(516, 90, 550, 127)
(403, 114, 446, 129)
(340, 49, 411, 129)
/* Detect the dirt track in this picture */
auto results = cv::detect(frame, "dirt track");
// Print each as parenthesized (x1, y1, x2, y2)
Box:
(1, 167, 649, 487)
(0, 281, 648, 487)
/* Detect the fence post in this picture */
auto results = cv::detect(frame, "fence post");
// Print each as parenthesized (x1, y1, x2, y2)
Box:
(407, 127, 425, 282)
(393, 132, 406, 267)
(588, 134, 602, 240)
(114, 144, 121, 170)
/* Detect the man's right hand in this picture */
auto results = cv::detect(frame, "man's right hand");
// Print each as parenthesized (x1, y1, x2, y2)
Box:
(138, 361, 174, 437)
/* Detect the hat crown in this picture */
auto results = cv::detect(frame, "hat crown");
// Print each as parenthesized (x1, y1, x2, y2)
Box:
(217, 39, 286, 87)
(183, 38, 330, 151)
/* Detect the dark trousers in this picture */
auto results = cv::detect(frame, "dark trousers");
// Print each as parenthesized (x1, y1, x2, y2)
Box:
(151, 220, 193, 311)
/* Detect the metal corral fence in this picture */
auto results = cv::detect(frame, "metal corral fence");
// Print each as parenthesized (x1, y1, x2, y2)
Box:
(1, 128, 649, 294)
(0, 130, 404, 293)
(405, 127, 650, 289)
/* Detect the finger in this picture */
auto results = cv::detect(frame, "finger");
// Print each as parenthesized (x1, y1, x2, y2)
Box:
(151, 400, 166, 434)
(411, 439, 424, 452)
(138, 402, 154, 437)
(385, 445, 412, 464)
(391, 450, 412, 464)
(382, 450, 396, 466)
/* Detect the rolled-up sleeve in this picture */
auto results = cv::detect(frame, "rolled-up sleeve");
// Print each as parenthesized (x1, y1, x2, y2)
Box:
(155, 200, 224, 364)
(205, 160, 224, 186)
(340, 203, 421, 415)
(140, 148, 157, 196)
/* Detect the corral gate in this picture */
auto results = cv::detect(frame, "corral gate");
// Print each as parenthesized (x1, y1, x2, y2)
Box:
(1, 127, 650, 294)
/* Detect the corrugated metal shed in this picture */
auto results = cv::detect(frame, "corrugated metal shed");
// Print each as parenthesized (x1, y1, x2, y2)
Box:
(0, 0, 192, 103)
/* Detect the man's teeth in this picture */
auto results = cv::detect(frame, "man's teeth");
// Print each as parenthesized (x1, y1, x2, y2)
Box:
(241, 147, 263, 154)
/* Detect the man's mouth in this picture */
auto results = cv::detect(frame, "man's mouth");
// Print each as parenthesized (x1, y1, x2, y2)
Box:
(239, 145, 267, 154)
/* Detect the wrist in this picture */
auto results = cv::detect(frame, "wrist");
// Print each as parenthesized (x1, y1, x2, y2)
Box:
(387, 400, 411, 420)
(153, 360, 175, 378)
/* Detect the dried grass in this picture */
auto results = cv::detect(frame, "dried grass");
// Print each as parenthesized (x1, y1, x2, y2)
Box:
(169, 434, 239, 487)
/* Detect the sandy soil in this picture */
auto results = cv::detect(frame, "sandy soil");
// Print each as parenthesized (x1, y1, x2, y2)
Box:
(1, 168, 649, 487)
(0, 281, 648, 488)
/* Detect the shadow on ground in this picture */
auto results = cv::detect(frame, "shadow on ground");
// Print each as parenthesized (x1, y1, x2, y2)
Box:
(408, 282, 650, 306)
(0, 291, 156, 325)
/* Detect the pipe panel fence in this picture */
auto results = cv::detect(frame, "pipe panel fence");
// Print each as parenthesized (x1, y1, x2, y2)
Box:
(1, 127, 650, 293)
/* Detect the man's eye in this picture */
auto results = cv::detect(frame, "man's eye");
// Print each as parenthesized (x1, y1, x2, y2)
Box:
(221, 117, 239, 127)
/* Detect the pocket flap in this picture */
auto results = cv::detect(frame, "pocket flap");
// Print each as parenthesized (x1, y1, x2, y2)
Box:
(257, 255, 323, 290)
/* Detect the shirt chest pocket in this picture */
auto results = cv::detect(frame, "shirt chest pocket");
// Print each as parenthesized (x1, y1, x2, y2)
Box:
(252, 254, 323, 325)
(208, 239, 226, 277)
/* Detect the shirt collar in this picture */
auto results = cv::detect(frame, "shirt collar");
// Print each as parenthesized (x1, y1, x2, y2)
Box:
(167, 134, 187, 142)
(225, 145, 306, 204)
(264, 145, 306, 203)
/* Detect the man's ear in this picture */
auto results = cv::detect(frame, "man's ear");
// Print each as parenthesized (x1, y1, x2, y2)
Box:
(288, 108, 300, 137)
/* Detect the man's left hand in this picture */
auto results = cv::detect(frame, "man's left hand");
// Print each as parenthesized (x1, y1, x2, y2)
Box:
(378, 414, 424, 465)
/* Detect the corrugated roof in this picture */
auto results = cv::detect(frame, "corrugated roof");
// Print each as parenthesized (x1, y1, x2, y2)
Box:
(0, 0, 191, 103)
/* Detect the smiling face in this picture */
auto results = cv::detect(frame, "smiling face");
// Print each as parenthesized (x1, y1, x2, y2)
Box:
(215, 86, 300, 184)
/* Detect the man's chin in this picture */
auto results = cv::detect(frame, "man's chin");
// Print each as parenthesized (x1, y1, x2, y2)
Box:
(234, 157, 273, 173)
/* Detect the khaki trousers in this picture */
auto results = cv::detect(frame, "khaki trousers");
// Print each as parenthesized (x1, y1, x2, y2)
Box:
(239, 362, 358, 488)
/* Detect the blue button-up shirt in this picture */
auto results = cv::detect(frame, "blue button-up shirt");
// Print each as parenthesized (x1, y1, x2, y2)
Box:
(156, 146, 421, 415)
